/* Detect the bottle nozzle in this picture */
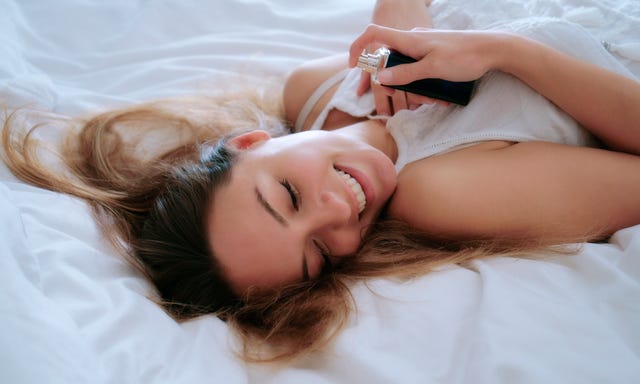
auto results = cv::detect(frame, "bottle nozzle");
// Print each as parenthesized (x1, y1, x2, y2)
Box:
(356, 47, 390, 84)
(356, 50, 381, 74)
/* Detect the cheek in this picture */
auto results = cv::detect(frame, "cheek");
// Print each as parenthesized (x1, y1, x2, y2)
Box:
(262, 142, 327, 164)
(277, 147, 333, 174)
(209, 203, 303, 292)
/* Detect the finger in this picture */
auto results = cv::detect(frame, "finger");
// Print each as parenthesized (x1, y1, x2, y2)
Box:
(406, 93, 435, 106)
(380, 86, 395, 97)
(372, 83, 392, 116)
(377, 59, 435, 87)
(391, 90, 408, 113)
(357, 72, 372, 96)
(349, 24, 410, 67)
(407, 93, 450, 107)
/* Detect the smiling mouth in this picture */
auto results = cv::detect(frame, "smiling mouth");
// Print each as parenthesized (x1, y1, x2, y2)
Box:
(335, 169, 366, 214)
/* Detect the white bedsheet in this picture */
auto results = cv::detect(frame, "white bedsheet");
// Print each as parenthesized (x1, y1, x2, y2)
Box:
(1, 1, 639, 383)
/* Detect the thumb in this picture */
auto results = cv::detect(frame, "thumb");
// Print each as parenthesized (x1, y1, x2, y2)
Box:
(378, 61, 432, 86)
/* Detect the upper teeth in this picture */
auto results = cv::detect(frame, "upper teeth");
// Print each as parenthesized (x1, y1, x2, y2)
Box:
(336, 169, 366, 214)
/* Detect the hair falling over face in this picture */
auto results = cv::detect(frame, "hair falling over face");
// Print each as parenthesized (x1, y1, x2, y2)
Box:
(1, 83, 572, 363)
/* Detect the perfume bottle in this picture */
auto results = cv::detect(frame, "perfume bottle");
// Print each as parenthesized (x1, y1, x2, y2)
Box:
(357, 47, 476, 106)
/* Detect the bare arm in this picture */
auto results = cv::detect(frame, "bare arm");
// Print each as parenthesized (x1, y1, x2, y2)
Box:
(349, 25, 640, 154)
(283, 0, 435, 127)
(499, 34, 640, 154)
(389, 140, 640, 242)
(348, 25, 640, 241)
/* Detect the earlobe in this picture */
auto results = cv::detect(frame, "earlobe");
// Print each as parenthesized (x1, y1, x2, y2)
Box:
(228, 130, 271, 150)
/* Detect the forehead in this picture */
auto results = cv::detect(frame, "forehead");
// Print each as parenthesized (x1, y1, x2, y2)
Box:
(205, 158, 302, 293)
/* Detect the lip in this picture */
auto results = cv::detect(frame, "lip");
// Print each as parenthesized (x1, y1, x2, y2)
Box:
(335, 165, 375, 218)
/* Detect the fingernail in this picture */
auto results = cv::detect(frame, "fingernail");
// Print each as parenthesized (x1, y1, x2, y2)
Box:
(377, 69, 392, 84)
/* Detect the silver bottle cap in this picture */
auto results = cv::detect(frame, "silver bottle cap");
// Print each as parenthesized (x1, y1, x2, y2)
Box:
(356, 47, 390, 83)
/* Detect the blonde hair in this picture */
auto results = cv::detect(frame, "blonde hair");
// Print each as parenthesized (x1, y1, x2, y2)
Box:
(1, 84, 575, 363)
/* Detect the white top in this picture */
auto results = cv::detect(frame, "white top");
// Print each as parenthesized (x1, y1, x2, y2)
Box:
(300, 18, 634, 172)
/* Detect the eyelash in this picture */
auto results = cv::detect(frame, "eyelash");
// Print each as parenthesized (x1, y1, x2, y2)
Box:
(280, 179, 332, 277)
(280, 179, 300, 211)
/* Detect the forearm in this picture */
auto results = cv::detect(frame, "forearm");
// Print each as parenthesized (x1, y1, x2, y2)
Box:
(390, 141, 640, 243)
(499, 34, 640, 154)
(370, 0, 433, 29)
(350, 25, 640, 153)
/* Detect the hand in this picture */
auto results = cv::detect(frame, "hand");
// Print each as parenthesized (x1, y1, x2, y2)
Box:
(351, 24, 506, 87)
(358, 0, 434, 115)
(368, 0, 432, 32)
(369, 84, 450, 112)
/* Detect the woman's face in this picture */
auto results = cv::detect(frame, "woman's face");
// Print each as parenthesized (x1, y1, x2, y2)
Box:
(207, 129, 397, 294)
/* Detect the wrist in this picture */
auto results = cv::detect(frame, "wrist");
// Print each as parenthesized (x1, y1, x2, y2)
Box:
(493, 32, 539, 76)
(371, 0, 432, 30)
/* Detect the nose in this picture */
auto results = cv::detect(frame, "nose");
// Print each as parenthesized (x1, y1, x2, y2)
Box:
(309, 190, 361, 256)
(318, 189, 352, 224)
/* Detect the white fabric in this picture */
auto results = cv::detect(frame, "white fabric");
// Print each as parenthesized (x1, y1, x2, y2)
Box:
(313, 19, 632, 171)
(295, 68, 351, 132)
(307, 68, 377, 131)
(1, 1, 639, 384)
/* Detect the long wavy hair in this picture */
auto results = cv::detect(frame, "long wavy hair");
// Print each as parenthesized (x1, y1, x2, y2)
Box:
(1, 85, 573, 362)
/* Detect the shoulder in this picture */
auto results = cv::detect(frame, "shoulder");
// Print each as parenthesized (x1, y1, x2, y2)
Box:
(283, 54, 349, 131)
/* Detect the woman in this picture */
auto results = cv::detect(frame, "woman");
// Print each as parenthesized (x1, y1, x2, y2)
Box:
(3, 0, 640, 361)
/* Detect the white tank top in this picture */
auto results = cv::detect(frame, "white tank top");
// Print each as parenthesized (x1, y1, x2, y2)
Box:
(298, 18, 635, 172)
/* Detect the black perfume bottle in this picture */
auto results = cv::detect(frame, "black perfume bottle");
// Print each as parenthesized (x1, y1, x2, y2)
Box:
(357, 47, 475, 106)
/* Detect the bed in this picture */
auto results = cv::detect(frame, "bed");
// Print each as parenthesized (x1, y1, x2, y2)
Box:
(1, 0, 639, 383)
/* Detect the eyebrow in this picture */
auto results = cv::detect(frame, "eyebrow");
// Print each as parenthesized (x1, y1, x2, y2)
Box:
(255, 187, 288, 227)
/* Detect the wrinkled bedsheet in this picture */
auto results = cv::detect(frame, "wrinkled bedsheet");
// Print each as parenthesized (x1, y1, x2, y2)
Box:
(1, 1, 639, 383)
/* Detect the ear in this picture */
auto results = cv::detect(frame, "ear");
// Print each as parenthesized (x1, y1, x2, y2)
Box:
(227, 130, 271, 150)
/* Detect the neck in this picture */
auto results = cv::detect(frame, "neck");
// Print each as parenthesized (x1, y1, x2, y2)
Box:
(334, 120, 398, 163)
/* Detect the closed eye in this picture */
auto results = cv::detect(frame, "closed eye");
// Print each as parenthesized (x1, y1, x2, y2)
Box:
(280, 179, 299, 211)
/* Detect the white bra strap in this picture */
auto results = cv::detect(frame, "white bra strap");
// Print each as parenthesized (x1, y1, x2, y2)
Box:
(294, 68, 350, 132)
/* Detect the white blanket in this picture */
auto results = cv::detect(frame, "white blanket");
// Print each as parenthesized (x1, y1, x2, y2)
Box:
(1, 1, 639, 383)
